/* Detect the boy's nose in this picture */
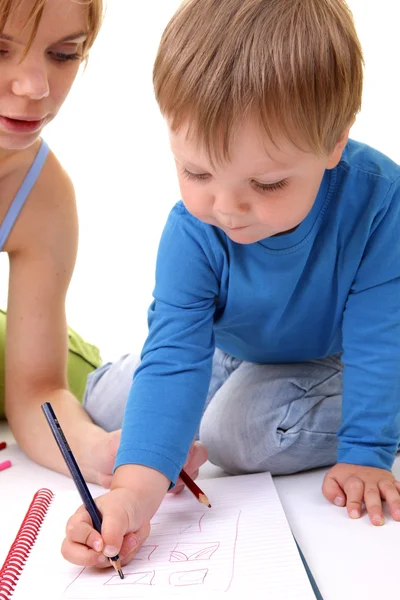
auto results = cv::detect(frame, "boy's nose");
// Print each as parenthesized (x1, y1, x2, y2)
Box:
(11, 66, 50, 100)
(214, 192, 249, 217)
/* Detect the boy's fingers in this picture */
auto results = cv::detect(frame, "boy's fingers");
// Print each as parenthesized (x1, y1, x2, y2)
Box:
(188, 468, 200, 481)
(321, 475, 346, 507)
(379, 480, 400, 522)
(61, 537, 108, 567)
(72, 504, 95, 522)
(170, 441, 208, 495)
(343, 476, 364, 519)
(66, 509, 104, 551)
(364, 484, 384, 526)
(169, 481, 184, 495)
(66, 519, 103, 551)
(186, 442, 208, 473)
(170, 469, 200, 495)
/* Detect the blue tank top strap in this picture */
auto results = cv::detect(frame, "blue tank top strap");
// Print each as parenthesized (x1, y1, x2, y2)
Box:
(0, 139, 50, 252)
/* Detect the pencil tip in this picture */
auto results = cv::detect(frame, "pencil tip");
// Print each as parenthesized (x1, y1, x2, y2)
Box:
(199, 493, 211, 507)
(118, 569, 124, 579)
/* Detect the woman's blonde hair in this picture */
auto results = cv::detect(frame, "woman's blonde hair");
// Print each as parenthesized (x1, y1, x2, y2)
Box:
(0, 0, 103, 59)
(153, 0, 364, 160)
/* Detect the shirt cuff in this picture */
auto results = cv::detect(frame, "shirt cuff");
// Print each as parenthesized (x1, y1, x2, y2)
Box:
(337, 443, 396, 471)
(114, 444, 181, 486)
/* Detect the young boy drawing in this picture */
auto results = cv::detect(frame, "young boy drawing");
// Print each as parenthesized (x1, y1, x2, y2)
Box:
(64, 0, 400, 569)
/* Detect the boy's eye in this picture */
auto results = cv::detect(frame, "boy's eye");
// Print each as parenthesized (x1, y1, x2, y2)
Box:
(182, 168, 210, 182)
(48, 50, 81, 63)
(253, 179, 288, 193)
(181, 168, 288, 192)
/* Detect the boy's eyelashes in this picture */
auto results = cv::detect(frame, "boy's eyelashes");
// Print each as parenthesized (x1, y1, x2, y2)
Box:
(253, 179, 289, 193)
(182, 168, 210, 182)
(182, 168, 289, 193)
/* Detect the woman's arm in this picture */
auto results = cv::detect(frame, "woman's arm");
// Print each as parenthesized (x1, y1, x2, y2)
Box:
(4, 152, 117, 485)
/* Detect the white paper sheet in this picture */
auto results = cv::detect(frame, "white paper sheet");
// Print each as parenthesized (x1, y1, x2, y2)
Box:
(11, 473, 315, 599)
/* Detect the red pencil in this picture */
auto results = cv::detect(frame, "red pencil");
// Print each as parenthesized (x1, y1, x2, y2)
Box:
(179, 469, 211, 508)
(0, 441, 6, 451)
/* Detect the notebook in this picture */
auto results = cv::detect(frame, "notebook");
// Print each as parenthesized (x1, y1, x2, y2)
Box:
(0, 472, 318, 599)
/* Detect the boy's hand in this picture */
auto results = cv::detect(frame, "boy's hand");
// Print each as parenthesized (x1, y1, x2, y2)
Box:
(61, 441, 207, 568)
(61, 487, 151, 568)
(322, 463, 400, 525)
(169, 441, 208, 495)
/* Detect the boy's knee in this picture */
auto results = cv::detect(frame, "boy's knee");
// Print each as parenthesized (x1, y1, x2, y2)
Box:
(199, 390, 273, 474)
(201, 410, 338, 475)
(199, 379, 340, 475)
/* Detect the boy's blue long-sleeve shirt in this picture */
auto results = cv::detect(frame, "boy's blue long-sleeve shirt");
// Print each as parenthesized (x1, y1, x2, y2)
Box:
(116, 140, 400, 483)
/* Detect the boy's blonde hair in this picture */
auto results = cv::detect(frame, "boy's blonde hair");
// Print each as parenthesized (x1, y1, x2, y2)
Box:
(153, 0, 364, 160)
(0, 0, 103, 59)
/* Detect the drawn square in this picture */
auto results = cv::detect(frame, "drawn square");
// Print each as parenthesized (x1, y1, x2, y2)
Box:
(105, 570, 155, 586)
(170, 542, 220, 562)
(169, 568, 208, 586)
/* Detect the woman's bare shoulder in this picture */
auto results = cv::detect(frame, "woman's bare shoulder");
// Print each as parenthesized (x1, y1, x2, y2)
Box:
(1, 143, 78, 255)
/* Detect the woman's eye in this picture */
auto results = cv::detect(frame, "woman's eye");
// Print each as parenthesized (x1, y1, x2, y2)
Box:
(48, 50, 81, 63)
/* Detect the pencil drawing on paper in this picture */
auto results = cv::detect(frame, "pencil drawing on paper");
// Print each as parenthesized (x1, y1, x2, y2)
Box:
(169, 542, 220, 562)
(64, 509, 241, 596)
(105, 570, 155, 586)
(169, 568, 208, 586)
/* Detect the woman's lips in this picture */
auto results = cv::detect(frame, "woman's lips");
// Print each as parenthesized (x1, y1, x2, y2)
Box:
(0, 115, 46, 133)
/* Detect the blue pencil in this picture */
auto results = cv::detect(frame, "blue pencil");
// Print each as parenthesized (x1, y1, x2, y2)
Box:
(41, 402, 124, 579)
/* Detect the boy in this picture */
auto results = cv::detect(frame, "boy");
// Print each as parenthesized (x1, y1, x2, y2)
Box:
(64, 0, 400, 569)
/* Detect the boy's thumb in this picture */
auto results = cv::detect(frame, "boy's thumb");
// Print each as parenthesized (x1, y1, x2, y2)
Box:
(101, 511, 128, 558)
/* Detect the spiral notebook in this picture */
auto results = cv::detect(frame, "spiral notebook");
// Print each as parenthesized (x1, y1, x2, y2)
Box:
(0, 473, 318, 599)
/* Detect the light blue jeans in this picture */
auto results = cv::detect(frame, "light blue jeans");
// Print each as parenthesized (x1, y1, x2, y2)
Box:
(84, 349, 343, 476)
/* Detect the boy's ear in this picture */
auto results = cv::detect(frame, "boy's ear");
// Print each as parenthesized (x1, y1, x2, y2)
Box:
(326, 119, 355, 169)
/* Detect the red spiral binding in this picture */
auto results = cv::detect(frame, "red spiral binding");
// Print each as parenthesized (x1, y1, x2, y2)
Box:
(0, 489, 54, 599)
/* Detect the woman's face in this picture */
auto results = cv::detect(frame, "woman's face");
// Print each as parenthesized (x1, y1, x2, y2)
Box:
(0, 0, 88, 152)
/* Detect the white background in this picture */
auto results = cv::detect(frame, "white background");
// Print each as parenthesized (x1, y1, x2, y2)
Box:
(0, 0, 399, 362)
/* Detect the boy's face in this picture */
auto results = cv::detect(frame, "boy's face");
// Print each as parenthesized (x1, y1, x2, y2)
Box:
(169, 118, 349, 244)
(0, 0, 88, 152)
